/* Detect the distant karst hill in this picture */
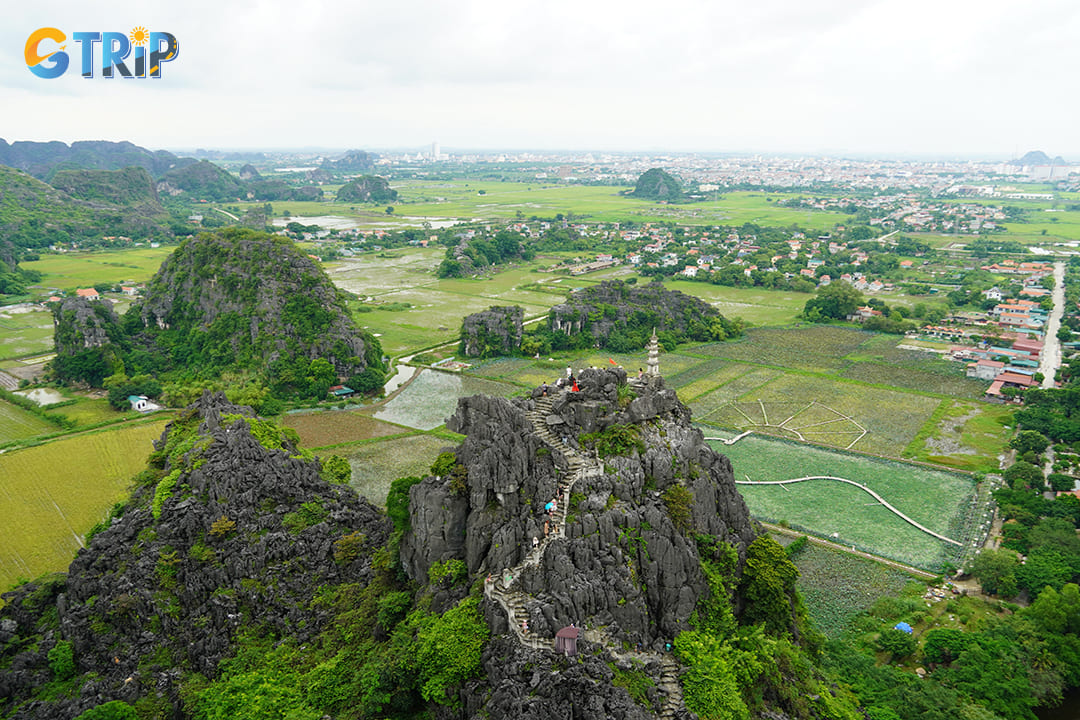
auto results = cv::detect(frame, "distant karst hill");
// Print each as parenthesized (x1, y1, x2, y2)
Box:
(320, 149, 376, 172)
(156, 159, 245, 202)
(52, 228, 386, 398)
(1012, 150, 1068, 166)
(335, 175, 398, 204)
(626, 167, 684, 201)
(0, 138, 192, 179)
(0, 165, 173, 251)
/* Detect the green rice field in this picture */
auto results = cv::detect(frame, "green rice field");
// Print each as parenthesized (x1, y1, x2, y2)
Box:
(0, 421, 167, 590)
(0, 306, 54, 361)
(713, 434, 976, 570)
(340, 434, 453, 507)
(790, 541, 921, 637)
(0, 399, 56, 444)
(21, 246, 175, 291)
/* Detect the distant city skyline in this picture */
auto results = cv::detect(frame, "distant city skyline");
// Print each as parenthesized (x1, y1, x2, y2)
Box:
(4, 0, 1080, 158)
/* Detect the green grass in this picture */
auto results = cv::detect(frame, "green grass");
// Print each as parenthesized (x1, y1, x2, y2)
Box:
(236, 183, 855, 230)
(0, 307, 54, 361)
(791, 542, 920, 637)
(0, 421, 168, 590)
(662, 281, 810, 326)
(21, 246, 175, 291)
(0, 398, 56, 443)
(45, 397, 137, 427)
(713, 434, 975, 570)
(338, 433, 453, 507)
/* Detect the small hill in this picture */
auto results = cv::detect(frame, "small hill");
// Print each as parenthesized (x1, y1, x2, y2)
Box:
(548, 279, 741, 351)
(128, 229, 385, 391)
(0, 393, 391, 719)
(237, 163, 261, 180)
(320, 149, 376, 173)
(0, 138, 190, 179)
(50, 297, 126, 386)
(49, 166, 161, 207)
(156, 160, 244, 201)
(460, 305, 524, 357)
(627, 167, 683, 201)
(335, 176, 398, 204)
(0, 166, 172, 251)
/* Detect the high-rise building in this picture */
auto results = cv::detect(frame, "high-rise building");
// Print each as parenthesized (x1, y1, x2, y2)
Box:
(431, 141, 441, 161)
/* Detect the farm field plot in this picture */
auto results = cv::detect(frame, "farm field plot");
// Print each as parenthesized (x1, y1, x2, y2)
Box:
(713, 435, 975, 569)
(687, 326, 874, 373)
(841, 361, 987, 398)
(0, 307, 54, 361)
(324, 248, 444, 297)
(375, 369, 518, 430)
(0, 421, 167, 590)
(341, 434, 450, 507)
(905, 401, 1012, 473)
(662, 281, 808, 326)
(46, 398, 133, 427)
(791, 543, 920, 637)
(22, 247, 175, 291)
(738, 481, 952, 570)
(739, 374, 940, 456)
(0, 398, 55, 443)
(283, 411, 409, 448)
(687, 368, 784, 415)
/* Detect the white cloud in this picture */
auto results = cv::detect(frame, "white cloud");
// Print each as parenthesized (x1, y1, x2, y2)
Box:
(2, 0, 1080, 156)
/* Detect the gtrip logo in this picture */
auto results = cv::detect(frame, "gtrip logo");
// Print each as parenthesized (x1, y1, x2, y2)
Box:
(25, 27, 179, 79)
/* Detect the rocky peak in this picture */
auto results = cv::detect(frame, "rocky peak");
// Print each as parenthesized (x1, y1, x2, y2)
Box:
(404, 368, 758, 649)
(460, 305, 524, 357)
(0, 392, 390, 719)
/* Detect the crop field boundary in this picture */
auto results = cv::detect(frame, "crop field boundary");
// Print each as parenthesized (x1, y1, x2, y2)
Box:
(762, 522, 938, 580)
(704, 400, 868, 450)
(698, 418, 980, 475)
(737, 476, 961, 546)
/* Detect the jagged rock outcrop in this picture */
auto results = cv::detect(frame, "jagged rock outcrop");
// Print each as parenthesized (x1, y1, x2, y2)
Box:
(52, 297, 121, 353)
(403, 368, 758, 716)
(549, 279, 736, 346)
(0, 393, 391, 719)
(460, 305, 524, 357)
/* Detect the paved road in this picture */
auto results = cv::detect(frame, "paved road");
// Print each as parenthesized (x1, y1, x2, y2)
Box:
(1039, 261, 1067, 388)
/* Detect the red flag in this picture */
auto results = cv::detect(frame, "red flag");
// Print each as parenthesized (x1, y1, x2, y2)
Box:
(608, 358, 617, 365)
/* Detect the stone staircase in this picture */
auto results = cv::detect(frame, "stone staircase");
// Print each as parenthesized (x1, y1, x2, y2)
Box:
(481, 392, 686, 719)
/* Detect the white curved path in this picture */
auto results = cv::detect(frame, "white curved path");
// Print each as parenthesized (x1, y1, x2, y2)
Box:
(735, 475, 962, 546)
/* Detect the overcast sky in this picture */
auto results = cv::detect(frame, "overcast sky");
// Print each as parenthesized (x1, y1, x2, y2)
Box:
(3, 0, 1079, 158)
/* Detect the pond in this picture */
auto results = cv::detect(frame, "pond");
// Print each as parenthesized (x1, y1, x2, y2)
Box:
(374, 369, 463, 430)
(13, 388, 66, 406)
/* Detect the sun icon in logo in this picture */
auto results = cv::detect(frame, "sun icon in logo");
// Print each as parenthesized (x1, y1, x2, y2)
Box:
(129, 26, 149, 46)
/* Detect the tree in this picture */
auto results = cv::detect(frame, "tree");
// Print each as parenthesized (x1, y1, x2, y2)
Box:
(1011, 430, 1050, 456)
(971, 548, 1020, 597)
(739, 536, 799, 634)
(802, 282, 865, 322)
(878, 627, 916, 660)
